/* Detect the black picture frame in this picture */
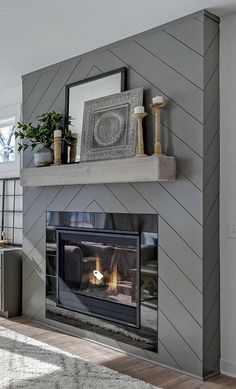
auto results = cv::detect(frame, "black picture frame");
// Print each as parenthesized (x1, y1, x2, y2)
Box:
(63, 67, 126, 163)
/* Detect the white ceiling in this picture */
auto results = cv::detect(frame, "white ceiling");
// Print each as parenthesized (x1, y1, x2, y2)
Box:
(1, 0, 236, 93)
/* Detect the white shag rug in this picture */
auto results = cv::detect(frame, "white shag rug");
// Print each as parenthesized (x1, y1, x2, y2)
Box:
(0, 325, 162, 389)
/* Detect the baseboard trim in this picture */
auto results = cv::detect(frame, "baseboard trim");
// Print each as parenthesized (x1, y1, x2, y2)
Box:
(221, 359, 236, 378)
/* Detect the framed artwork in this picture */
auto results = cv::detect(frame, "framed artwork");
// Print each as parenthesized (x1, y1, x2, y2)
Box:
(65, 67, 126, 162)
(80, 88, 143, 162)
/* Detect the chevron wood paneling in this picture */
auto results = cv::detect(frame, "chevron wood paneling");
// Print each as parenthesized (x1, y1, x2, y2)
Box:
(164, 18, 205, 55)
(136, 31, 204, 88)
(160, 172, 203, 224)
(204, 99, 219, 155)
(159, 218, 202, 291)
(133, 182, 203, 257)
(203, 13, 220, 375)
(23, 72, 43, 105)
(21, 10, 219, 379)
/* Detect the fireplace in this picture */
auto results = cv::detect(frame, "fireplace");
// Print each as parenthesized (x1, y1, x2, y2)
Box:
(46, 212, 158, 351)
(57, 229, 140, 327)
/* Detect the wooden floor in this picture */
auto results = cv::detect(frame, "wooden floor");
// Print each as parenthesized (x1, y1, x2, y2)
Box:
(0, 317, 235, 388)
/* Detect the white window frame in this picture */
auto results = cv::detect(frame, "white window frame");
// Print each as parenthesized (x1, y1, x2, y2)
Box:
(0, 104, 21, 178)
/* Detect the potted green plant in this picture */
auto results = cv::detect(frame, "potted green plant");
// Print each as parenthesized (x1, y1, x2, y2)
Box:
(15, 111, 75, 166)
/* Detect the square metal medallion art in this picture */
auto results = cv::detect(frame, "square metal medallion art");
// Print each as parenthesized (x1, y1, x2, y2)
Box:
(80, 88, 143, 162)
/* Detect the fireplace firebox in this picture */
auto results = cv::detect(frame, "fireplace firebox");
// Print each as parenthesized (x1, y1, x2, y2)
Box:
(57, 229, 140, 327)
(46, 212, 158, 352)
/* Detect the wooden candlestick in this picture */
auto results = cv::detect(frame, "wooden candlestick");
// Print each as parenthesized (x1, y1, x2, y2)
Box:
(135, 112, 147, 157)
(150, 102, 166, 156)
(54, 136, 62, 165)
(69, 138, 77, 163)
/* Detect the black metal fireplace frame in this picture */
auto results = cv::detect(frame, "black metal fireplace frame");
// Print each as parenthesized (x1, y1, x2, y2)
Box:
(56, 227, 141, 328)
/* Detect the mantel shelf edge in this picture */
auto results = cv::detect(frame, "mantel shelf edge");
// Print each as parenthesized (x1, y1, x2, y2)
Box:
(20, 155, 176, 187)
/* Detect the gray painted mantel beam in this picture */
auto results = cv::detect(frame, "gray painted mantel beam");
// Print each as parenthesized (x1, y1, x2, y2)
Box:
(20, 156, 176, 187)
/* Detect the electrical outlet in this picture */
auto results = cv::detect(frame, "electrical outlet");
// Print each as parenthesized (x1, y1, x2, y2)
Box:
(228, 222, 236, 238)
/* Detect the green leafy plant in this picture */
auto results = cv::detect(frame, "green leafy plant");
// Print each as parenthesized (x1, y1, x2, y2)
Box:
(15, 111, 75, 151)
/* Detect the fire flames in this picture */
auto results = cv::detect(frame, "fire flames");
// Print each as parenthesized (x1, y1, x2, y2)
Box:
(90, 256, 103, 285)
(90, 256, 121, 295)
(108, 264, 120, 295)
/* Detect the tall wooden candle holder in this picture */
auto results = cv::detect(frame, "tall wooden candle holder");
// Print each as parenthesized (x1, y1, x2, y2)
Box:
(150, 101, 166, 156)
(135, 112, 147, 157)
(54, 134, 62, 165)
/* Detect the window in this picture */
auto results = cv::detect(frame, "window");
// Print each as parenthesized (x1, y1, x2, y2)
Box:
(0, 104, 23, 244)
(0, 178, 22, 245)
(0, 104, 21, 178)
(0, 117, 16, 163)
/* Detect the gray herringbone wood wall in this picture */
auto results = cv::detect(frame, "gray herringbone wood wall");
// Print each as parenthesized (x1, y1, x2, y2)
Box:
(22, 10, 219, 378)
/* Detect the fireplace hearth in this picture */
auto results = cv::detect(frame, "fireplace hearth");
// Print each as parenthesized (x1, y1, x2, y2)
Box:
(46, 212, 158, 351)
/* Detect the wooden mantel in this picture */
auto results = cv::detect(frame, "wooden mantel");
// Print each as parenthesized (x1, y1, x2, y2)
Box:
(20, 155, 176, 187)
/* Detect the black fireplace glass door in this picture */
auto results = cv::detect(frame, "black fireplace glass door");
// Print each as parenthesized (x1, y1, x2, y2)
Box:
(56, 229, 140, 327)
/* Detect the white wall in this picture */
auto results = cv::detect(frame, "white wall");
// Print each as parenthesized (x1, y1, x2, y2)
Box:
(220, 12, 236, 377)
(0, 85, 21, 110)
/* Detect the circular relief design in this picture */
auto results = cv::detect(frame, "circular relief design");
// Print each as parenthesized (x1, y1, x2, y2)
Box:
(93, 111, 125, 147)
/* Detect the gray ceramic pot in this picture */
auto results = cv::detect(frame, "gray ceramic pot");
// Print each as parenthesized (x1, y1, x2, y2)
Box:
(34, 144, 53, 167)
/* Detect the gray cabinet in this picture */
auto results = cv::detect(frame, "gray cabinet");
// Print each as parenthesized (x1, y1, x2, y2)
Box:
(0, 248, 22, 318)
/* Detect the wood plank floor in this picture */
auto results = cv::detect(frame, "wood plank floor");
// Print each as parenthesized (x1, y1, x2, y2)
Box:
(0, 316, 235, 388)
